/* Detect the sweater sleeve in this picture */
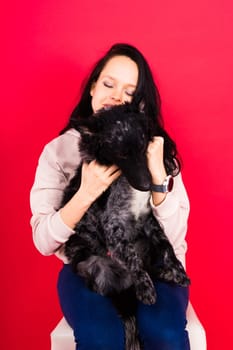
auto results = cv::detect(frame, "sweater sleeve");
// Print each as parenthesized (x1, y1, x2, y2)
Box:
(150, 173, 190, 268)
(30, 130, 81, 257)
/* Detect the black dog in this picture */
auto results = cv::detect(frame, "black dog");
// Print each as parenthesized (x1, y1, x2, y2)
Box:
(61, 104, 190, 349)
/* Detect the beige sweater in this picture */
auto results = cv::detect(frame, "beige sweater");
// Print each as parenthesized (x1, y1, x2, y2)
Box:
(30, 128, 190, 267)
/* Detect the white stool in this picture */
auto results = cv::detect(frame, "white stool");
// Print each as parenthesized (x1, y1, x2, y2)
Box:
(51, 302, 206, 350)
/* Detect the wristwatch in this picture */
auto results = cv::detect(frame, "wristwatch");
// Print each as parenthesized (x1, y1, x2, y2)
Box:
(151, 175, 174, 193)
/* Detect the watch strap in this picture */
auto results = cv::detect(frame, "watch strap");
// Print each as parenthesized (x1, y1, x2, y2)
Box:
(151, 184, 166, 193)
(151, 175, 174, 193)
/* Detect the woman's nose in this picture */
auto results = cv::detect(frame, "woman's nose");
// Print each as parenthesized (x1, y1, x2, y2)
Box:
(111, 89, 122, 102)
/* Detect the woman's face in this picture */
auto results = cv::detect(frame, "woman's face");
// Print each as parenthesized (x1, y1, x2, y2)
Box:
(90, 55, 139, 113)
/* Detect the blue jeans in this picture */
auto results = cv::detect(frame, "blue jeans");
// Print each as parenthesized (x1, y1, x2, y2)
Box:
(57, 264, 190, 350)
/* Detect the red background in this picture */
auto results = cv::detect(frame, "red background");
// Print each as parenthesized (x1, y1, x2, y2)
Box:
(1, 0, 233, 349)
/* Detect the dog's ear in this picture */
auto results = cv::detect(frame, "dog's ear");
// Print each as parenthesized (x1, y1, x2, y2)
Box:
(77, 125, 93, 137)
(75, 116, 103, 138)
(77, 117, 104, 163)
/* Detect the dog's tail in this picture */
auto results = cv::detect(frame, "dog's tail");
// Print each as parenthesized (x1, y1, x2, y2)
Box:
(111, 288, 142, 350)
(123, 315, 141, 350)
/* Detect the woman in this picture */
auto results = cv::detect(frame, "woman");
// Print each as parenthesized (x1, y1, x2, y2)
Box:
(30, 43, 190, 349)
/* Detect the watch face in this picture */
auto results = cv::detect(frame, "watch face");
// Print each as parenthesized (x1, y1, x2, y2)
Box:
(167, 176, 174, 192)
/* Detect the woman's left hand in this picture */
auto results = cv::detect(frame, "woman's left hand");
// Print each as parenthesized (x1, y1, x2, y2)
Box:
(146, 136, 167, 185)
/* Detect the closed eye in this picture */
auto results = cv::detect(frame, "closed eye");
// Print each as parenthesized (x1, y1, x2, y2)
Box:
(103, 81, 135, 96)
(103, 81, 113, 88)
(125, 90, 135, 97)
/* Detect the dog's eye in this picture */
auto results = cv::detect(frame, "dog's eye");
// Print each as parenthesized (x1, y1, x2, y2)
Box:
(117, 154, 128, 160)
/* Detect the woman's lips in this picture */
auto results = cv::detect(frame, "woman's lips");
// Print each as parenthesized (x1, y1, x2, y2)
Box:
(103, 104, 115, 110)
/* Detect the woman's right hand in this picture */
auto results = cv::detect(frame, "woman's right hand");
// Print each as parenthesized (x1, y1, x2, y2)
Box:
(79, 160, 122, 203)
(60, 160, 121, 229)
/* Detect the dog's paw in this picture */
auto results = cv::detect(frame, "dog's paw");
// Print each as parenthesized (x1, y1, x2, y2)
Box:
(176, 273, 191, 287)
(157, 267, 191, 287)
(135, 272, 156, 305)
(137, 288, 156, 305)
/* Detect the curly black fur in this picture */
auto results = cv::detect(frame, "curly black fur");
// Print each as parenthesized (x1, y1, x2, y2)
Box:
(61, 104, 190, 350)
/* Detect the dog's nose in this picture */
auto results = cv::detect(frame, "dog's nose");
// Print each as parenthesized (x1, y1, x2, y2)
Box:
(128, 177, 151, 192)
(118, 158, 152, 192)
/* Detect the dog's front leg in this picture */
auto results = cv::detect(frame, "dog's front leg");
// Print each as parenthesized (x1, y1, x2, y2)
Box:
(119, 242, 156, 305)
(144, 214, 190, 286)
(106, 230, 156, 305)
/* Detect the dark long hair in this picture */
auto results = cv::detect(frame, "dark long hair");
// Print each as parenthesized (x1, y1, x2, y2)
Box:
(60, 43, 181, 175)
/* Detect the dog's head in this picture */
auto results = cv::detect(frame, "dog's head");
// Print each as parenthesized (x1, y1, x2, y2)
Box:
(76, 104, 154, 191)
